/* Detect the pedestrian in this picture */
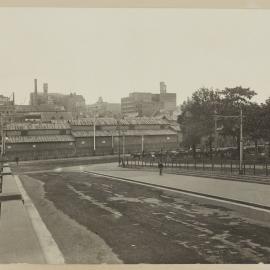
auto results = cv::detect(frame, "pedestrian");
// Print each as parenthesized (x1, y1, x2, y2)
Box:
(15, 156, 19, 166)
(158, 161, 163, 176)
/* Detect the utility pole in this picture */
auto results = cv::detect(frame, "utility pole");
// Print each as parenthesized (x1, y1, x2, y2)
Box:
(239, 108, 243, 174)
(122, 131, 125, 166)
(93, 107, 97, 156)
(214, 114, 218, 152)
(213, 109, 244, 175)
(117, 119, 121, 165)
(1, 114, 3, 157)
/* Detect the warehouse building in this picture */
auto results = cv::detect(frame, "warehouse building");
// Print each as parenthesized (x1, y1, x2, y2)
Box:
(4, 117, 180, 160)
(4, 122, 75, 160)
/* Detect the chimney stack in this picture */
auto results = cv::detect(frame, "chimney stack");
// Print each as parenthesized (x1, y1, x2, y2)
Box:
(43, 83, 48, 94)
(160, 81, 167, 94)
(34, 78, 38, 94)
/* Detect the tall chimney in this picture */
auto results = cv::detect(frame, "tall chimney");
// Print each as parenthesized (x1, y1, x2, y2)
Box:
(160, 81, 167, 94)
(43, 83, 48, 94)
(34, 79, 38, 94)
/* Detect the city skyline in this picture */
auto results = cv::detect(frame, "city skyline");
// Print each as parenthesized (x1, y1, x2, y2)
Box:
(1, 8, 270, 105)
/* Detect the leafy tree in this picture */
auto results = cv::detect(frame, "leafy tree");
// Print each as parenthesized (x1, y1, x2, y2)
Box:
(218, 86, 257, 156)
(243, 102, 264, 157)
(178, 88, 221, 157)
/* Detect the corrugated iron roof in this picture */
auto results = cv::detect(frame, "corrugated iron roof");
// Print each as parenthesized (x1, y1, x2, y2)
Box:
(5, 122, 71, 131)
(72, 129, 177, 138)
(6, 135, 75, 143)
(70, 117, 169, 126)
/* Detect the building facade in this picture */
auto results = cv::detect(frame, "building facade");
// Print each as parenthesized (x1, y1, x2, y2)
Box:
(3, 122, 74, 160)
(87, 97, 121, 118)
(29, 79, 86, 118)
(4, 117, 180, 160)
(121, 82, 177, 117)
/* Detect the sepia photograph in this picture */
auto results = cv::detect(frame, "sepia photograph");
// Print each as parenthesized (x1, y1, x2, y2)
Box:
(1, 0, 270, 266)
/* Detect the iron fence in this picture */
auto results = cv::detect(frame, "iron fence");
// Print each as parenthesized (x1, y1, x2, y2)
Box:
(125, 157, 270, 176)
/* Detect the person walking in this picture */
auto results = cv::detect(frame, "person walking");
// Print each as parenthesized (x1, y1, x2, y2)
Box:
(158, 161, 164, 176)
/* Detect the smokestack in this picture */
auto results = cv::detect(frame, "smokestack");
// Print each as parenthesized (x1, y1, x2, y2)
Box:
(34, 78, 38, 94)
(160, 81, 167, 94)
(43, 83, 48, 94)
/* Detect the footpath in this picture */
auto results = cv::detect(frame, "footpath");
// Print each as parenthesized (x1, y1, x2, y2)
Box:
(0, 164, 64, 264)
(83, 163, 270, 221)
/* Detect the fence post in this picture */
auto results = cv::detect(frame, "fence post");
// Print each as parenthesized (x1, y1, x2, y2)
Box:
(253, 163, 256, 175)
(211, 160, 214, 171)
(243, 162, 245, 175)
(187, 159, 189, 170)
(230, 160, 232, 174)
(266, 163, 268, 176)
(203, 159, 205, 171)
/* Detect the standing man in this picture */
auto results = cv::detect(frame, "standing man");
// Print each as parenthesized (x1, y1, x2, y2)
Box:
(158, 161, 164, 176)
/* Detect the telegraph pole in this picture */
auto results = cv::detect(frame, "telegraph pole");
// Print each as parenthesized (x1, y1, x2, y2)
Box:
(122, 132, 125, 166)
(117, 119, 121, 165)
(214, 109, 244, 175)
(239, 108, 243, 174)
(93, 107, 97, 156)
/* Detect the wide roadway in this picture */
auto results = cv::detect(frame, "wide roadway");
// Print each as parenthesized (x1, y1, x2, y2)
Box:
(12, 158, 270, 263)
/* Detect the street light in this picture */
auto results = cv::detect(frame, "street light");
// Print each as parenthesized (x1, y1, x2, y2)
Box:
(214, 108, 244, 174)
(117, 118, 121, 165)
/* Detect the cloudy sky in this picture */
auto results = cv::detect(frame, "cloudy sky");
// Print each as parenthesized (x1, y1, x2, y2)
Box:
(0, 8, 270, 105)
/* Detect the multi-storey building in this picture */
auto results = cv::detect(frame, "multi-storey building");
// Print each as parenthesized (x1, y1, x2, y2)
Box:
(87, 97, 121, 118)
(29, 79, 86, 118)
(121, 82, 177, 117)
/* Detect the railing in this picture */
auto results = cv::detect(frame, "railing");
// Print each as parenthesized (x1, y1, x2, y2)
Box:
(124, 157, 270, 176)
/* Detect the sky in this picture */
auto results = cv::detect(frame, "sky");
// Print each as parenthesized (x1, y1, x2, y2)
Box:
(0, 8, 270, 105)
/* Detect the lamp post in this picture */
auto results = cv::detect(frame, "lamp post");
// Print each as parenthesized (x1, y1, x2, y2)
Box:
(122, 131, 125, 166)
(117, 119, 121, 165)
(239, 108, 244, 174)
(214, 108, 244, 174)
(92, 106, 98, 156)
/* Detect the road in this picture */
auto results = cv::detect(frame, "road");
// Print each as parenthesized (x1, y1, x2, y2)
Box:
(12, 159, 270, 264)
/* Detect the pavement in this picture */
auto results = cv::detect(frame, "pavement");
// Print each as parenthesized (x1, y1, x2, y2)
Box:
(0, 175, 45, 263)
(81, 162, 270, 210)
(0, 172, 64, 264)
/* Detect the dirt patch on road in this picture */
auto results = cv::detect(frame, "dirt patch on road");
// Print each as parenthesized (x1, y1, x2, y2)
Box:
(20, 174, 122, 264)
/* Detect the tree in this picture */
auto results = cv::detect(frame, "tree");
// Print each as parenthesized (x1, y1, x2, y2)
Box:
(178, 88, 221, 157)
(218, 86, 257, 156)
(243, 102, 264, 157)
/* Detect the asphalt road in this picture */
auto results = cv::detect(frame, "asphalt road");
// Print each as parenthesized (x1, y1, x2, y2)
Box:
(13, 161, 270, 264)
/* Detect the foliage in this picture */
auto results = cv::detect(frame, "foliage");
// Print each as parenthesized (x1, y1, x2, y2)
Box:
(179, 86, 262, 154)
